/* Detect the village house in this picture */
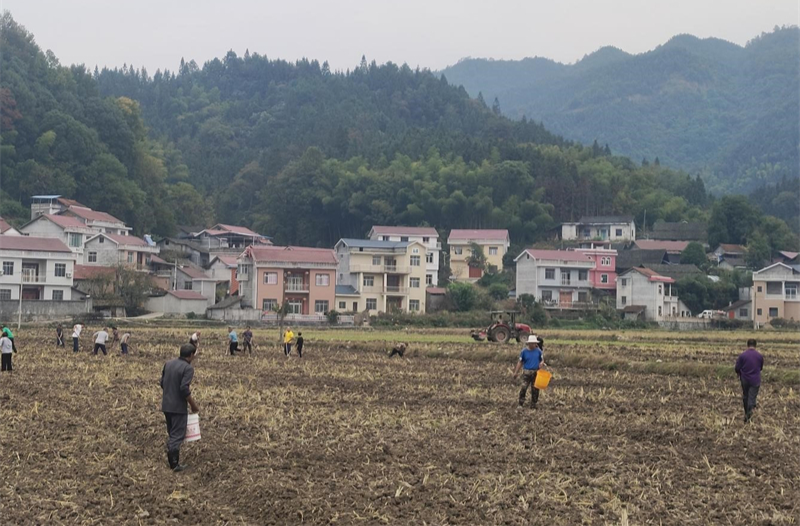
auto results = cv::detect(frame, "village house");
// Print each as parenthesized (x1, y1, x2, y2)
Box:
(158, 224, 269, 268)
(560, 216, 636, 242)
(175, 266, 218, 306)
(632, 240, 689, 264)
(368, 226, 441, 287)
(29, 195, 86, 220)
(0, 217, 21, 236)
(615, 248, 668, 274)
(60, 206, 130, 235)
(712, 243, 748, 270)
(20, 214, 95, 256)
(722, 299, 753, 321)
(238, 245, 338, 316)
(0, 236, 76, 301)
(145, 290, 209, 316)
(649, 220, 708, 244)
(514, 249, 595, 308)
(83, 233, 160, 269)
(616, 267, 691, 321)
(575, 245, 618, 292)
(448, 229, 510, 282)
(335, 239, 427, 314)
(751, 262, 800, 325)
(207, 255, 240, 296)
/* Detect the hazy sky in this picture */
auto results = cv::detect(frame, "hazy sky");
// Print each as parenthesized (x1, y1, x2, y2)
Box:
(4, 0, 798, 73)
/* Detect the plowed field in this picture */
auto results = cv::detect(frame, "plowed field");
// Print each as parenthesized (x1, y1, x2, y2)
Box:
(1, 328, 797, 525)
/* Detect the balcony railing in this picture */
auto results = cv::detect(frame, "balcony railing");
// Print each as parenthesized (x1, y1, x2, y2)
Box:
(22, 273, 46, 283)
(285, 282, 309, 292)
(350, 264, 411, 274)
(385, 286, 409, 294)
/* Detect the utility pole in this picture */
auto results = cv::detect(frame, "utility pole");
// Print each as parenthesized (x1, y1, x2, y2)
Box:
(17, 265, 23, 330)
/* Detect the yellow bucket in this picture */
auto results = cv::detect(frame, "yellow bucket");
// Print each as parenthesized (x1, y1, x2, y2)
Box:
(534, 370, 552, 390)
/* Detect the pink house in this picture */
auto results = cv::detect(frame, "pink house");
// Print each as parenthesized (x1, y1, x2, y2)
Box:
(576, 246, 618, 290)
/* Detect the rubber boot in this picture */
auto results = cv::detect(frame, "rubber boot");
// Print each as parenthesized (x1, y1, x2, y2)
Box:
(172, 450, 187, 472)
(167, 450, 177, 469)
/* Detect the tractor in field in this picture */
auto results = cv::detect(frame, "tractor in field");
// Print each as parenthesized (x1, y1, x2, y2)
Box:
(470, 311, 532, 344)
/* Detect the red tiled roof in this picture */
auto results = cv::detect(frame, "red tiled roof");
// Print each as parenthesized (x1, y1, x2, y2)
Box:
(74, 264, 115, 280)
(778, 251, 799, 260)
(634, 240, 689, 253)
(57, 197, 85, 208)
(448, 229, 509, 241)
(0, 236, 72, 253)
(167, 290, 207, 300)
(213, 223, 261, 237)
(523, 249, 593, 262)
(103, 233, 149, 246)
(150, 255, 170, 265)
(0, 217, 14, 233)
(178, 266, 214, 280)
(211, 255, 238, 267)
(65, 206, 124, 224)
(371, 225, 439, 236)
(246, 245, 338, 265)
(426, 287, 447, 294)
(43, 214, 88, 229)
(718, 243, 746, 254)
(628, 267, 675, 283)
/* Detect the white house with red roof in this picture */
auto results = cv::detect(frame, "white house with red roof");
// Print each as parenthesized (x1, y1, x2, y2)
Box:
(174, 265, 218, 306)
(0, 236, 76, 301)
(515, 249, 596, 308)
(207, 255, 240, 296)
(616, 267, 691, 321)
(145, 289, 209, 316)
(447, 229, 510, 281)
(29, 195, 86, 220)
(20, 214, 95, 255)
(60, 206, 130, 235)
(82, 233, 159, 269)
(368, 225, 441, 286)
(0, 217, 21, 236)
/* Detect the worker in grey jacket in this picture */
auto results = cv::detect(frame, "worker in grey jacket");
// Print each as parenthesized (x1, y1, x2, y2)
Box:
(160, 344, 200, 472)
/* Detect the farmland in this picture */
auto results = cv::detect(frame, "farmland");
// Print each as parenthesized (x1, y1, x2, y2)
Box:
(1, 327, 798, 525)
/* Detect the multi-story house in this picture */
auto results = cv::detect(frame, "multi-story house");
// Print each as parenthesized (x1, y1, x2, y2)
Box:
(29, 195, 86, 220)
(751, 262, 800, 325)
(207, 255, 240, 296)
(20, 214, 95, 256)
(238, 245, 338, 315)
(712, 243, 748, 270)
(560, 216, 636, 242)
(83, 233, 160, 269)
(191, 224, 271, 251)
(575, 245, 618, 291)
(616, 267, 691, 321)
(515, 249, 595, 308)
(175, 266, 219, 306)
(0, 217, 21, 236)
(368, 226, 441, 286)
(334, 239, 427, 314)
(633, 240, 689, 264)
(0, 236, 76, 301)
(60, 206, 130, 235)
(448, 229, 510, 281)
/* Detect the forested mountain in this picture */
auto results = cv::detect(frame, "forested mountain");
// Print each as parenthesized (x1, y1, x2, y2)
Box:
(440, 27, 800, 195)
(1, 12, 796, 251)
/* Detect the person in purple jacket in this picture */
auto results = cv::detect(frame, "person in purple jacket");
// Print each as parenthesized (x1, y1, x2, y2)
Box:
(735, 339, 764, 423)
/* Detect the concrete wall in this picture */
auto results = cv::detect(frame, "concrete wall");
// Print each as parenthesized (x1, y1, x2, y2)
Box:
(0, 299, 91, 322)
(145, 295, 208, 316)
(83, 237, 122, 266)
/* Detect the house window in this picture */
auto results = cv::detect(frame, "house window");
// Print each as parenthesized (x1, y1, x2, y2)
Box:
(453, 247, 463, 255)
(337, 301, 346, 310)
(658, 284, 663, 295)
(88, 252, 97, 263)
(426, 274, 433, 285)
(620, 278, 628, 287)
(55, 263, 66, 277)
(288, 300, 302, 314)
(739, 308, 749, 317)
(766, 282, 782, 295)
(98, 236, 105, 244)
(127, 252, 134, 263)
(0, 289, 10, 300)
(785, 284, 798, 299)
(52, 290, 64, 301)
(372, 256, 381, 266)
(578, 291, 588, 303)
(769, 307, 778, 317)
(366, 298, 377, 310)
(401, 236, 409, 242)
(409, 299, 420, 312)
(410, 256, 420, 267)
(410, 277, 420, 288)
(314, 300, 329, 313)
(412, 248, 420, 254)
(2, 262, 14, 276)
(561, 271, 571, 285)
(757, 308, 762, 316)
(578, 270, 588, 281)
(316, 274, 330, 286)
(264, 272, 278, 285)
(238, 265, 248, 275)
(183, 281, 193, 290)
(601, 274, 609, 284)
(545, 268, 555, 280)
(615, 229, 623, 237)
(69, 233, 82, 247)
(363, 275, 374, 287)
(422, 237, 429, 243)
(621, 296, 627, 305)
(426, 253, 434, 263)
(489, 247, 498, 256)
(262, 299, 277, 311)
(582, 229, 591, 238)
(541, 290, 553, 301)
(658, 306, 662, 316)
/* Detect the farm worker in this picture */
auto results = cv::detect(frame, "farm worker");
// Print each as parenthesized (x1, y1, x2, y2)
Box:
(2, 325, 16, 353)
(0, 331, 14, 373)
(160, 343, 200, 472)
(189, 331, 201, 349)
(92, 327, 110, 356)
(109, 327, 120, 351)
(241, 326, 254, 355)
(228, 327, 238, 356)
(513, 335, 547, 409)
(296, 332, 304, 358)
(283, 326, 294, 357)
(72, 323, 83, 353)
(56, 324, 65, 347)
(735, 338, 764, 423)
(389, 342, 407, 358)
(120, 332, 131, 355)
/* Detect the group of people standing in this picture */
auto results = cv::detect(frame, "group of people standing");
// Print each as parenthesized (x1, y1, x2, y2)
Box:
(59, 324, 131, 355)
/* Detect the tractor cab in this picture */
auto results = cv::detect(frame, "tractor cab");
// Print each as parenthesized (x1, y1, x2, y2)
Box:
(471, 310, 532, 344)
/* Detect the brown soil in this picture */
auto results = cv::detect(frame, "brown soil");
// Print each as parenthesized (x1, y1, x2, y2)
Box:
(0, 329, 797, 525)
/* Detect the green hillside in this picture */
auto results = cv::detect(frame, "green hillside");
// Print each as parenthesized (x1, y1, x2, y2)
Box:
(440, 27, 800, 195)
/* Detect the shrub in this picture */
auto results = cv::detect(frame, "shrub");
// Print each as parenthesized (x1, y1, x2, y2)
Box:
(447, 282, 479, 312)
(326, 310, 339, 325)
(770, 317, 800, 330)
(488, 283, 510, 300)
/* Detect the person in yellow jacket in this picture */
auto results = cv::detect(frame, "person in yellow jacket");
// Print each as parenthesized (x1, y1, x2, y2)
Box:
(283, 326, 295, 357)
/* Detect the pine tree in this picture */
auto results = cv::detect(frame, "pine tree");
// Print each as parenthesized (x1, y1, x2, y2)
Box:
(492, 97, 501, 115)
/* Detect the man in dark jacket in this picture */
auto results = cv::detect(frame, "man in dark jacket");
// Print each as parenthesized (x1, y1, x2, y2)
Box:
(161, 344, 200, 471)
(735, 338, 764, 423)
